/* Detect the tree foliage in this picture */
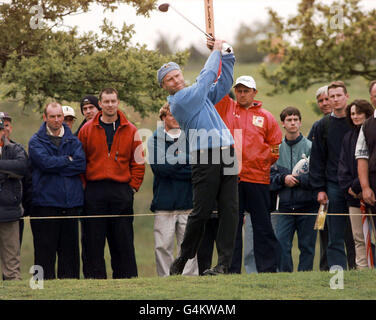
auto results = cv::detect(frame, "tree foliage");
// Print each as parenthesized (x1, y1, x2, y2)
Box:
(0, 0, 189, 116)
(258, 0, 376, 95)
(233, 21, 273, 64)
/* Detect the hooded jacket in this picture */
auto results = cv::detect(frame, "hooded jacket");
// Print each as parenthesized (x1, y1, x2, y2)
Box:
(0, 137, 28, 222)
(28, 123, 86, 209)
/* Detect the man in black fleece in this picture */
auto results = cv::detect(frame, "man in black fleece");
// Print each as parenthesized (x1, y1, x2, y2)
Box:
(309, 81, 355, 270)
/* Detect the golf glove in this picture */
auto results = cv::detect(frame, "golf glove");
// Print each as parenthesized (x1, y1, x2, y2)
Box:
(222, 42, 233, 55)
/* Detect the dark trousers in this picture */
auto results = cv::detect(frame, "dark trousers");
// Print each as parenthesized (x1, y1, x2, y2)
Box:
(319, 222, 329, 271)
(30, 206, 80, 280)
(231, 182, 279, 273)
(19, 219, 24, 245)
(180, 147, 239, 269)
(82, 180, 137, 279)
(229, 212, 244, 273)
(345, 216, 356, 270)
(326, 182, 356, 270)
(197, 216, 219, 275)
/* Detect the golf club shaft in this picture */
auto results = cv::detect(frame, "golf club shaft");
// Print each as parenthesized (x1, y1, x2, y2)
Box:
(168, 5, 215, 40)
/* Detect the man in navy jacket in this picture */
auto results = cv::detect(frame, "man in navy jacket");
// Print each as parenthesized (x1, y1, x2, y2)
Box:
(29, 102, 86, 280)
(148, 103, 198, 277)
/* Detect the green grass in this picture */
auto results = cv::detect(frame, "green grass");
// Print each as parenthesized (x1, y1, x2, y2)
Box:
(0, 63, 374, 300)
(2, 270, 376, 300)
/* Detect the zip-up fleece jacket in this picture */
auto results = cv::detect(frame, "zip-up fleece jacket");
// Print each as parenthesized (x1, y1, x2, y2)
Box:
(78, 110, 145, 191)
(147, 126, 193, 212)
(215, 95, 282, 184)
(0, 137, 28, 222)
(270, 134, 317, 211)
(28, 123, 86, 208)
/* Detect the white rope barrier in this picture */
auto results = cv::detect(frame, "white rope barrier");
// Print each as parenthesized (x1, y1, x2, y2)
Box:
(20, 211, 376, 220)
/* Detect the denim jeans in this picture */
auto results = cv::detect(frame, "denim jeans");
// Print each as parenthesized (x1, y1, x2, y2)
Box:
(326, 182, 349, 270)
(243, 213, 257, 273)
(275, 209, 317, 272)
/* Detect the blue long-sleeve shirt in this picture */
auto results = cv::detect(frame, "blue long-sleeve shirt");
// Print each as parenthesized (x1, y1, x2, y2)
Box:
(168, 50, 235, 152)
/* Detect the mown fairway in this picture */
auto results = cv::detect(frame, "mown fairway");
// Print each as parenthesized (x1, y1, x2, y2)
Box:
(1, 63, 374, 300)
(2, 270, 376, 300)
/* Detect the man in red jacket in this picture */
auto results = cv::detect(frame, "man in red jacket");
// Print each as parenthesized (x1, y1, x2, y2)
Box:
(78, 88, 145, 279)
(216, 75, 282, 273)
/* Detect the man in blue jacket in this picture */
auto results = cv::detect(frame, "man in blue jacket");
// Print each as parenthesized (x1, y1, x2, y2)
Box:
(270, 107, 318, 272)
(148, 103, 198, 277)
(158, 39, 238, 276)
(29, 102, 86, 280)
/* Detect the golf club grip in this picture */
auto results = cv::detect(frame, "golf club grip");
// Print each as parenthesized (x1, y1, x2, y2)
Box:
(204, 0, 215, 39)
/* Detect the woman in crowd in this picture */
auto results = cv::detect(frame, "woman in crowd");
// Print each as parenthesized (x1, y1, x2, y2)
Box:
(338, 99, 374, 269)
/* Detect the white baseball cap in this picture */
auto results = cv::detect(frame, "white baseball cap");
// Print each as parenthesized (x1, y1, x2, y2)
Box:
(62, 105, 76, 118)
(234, 76, 257, 90)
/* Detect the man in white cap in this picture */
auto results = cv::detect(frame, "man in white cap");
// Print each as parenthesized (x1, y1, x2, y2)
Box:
(215, 75, 282, 273)
(62, 106, 77, 130)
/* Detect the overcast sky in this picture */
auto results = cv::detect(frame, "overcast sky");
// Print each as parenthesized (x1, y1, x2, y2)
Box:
(63, 0, 376, 50)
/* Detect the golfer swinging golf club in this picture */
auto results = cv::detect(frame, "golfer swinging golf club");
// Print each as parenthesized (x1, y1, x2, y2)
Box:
(157, 38, 239, 276)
